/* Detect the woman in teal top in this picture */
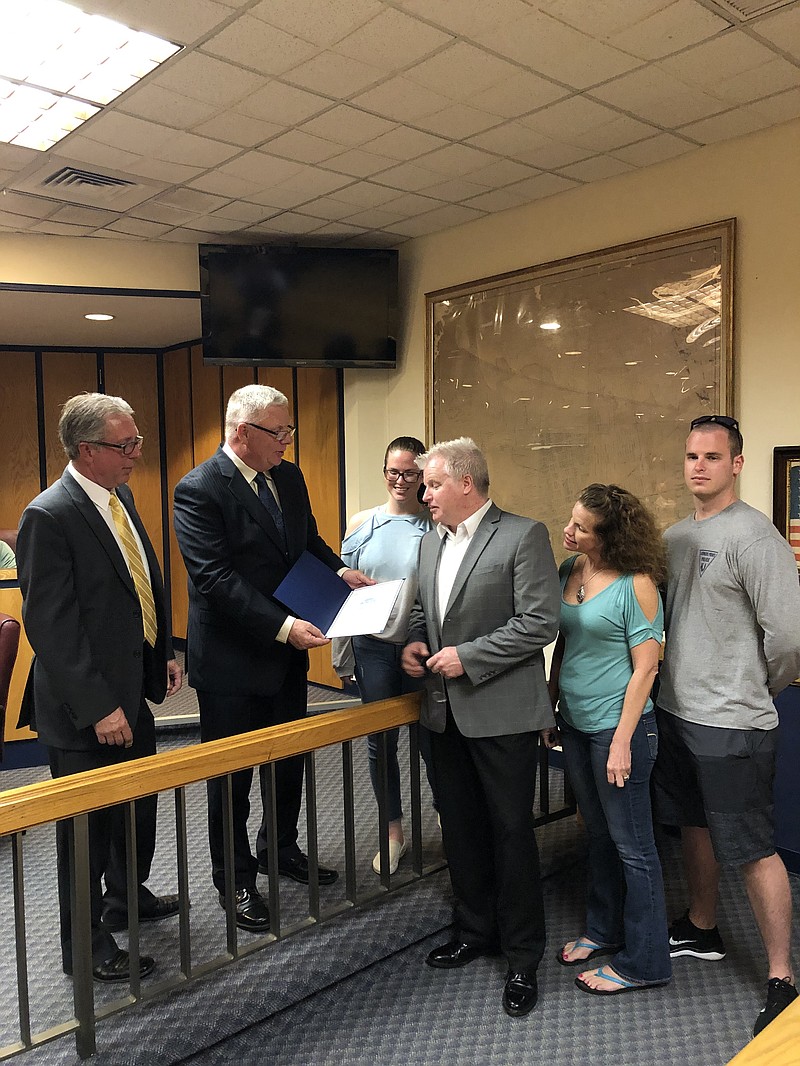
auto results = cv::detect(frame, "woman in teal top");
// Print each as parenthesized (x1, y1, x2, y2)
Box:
(543, 483, 671, 994)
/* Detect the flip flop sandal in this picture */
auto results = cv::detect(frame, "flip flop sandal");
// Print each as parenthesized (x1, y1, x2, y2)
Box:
(575, 966, 660, 996)
(556, 937, 618, 968)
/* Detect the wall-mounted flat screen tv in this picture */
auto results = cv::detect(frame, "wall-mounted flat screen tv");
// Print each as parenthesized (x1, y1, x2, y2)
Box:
(200, 246, 398, 368)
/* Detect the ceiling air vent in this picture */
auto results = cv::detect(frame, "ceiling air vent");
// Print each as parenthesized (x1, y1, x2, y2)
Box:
(42, 166, 135, 191)
(709, 0, 796, 19)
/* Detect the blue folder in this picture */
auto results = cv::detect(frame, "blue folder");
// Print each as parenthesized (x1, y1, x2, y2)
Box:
(273, 551, 350, 633)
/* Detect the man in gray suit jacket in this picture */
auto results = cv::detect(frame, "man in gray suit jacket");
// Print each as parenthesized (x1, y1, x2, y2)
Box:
(17, 393, 183, 983)
(402, 437, 559, 1018)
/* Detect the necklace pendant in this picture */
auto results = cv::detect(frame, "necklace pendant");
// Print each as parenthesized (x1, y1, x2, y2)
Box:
(576, 585, 585, 604)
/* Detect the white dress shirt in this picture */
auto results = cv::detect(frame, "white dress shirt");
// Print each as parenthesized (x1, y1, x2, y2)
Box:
(67, 463, 152, 584)
(435, 498, 493, 626)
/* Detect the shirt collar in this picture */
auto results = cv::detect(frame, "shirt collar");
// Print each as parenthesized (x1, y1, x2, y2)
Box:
(435, 498, 493, 541)
(223, 441, 273, 486)
(67, 462, 114, 510)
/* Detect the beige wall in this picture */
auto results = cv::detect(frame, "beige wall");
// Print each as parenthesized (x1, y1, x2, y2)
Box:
(343, 116, 800, 523)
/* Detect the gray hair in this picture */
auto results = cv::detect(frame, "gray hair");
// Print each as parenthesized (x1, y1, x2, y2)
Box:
(419, 436, 490, 495)
(225, 384, 289, 438)
(59, 393, 134, 460)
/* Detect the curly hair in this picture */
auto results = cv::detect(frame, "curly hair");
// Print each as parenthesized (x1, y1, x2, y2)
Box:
(577, 483, 666, 584)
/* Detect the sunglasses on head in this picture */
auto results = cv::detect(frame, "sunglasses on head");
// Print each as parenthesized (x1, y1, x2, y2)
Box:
(690, 414, 739, 431)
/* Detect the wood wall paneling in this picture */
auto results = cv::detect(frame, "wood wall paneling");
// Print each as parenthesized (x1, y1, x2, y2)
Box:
(222, 365, 257, 403)
(162, 347, 193, 640)
(41, 351, 98, 487)
(103, 353, 164, 569)
(0, 352, 41, 530)
(190, 346, 223, 465)
(257, 366, 296, 462)
(296, 368, 341, 689)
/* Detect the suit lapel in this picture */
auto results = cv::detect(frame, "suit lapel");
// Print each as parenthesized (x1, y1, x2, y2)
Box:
(444, 505, 500, 615)
(217, 448, 286, 554)
(61, 472, 138, 599)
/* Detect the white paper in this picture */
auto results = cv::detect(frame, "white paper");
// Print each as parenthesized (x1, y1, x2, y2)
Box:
(325, 579, 404, 638)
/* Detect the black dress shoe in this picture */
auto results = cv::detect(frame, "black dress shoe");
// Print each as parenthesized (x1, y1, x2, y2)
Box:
(502, 970, 538, 1017)
(218, 887, 270, 932)
(263, 853, 339, 886)
(102, 893, 181, 932)
(92, 949, 155, 983)
(425, 939, 498, 969)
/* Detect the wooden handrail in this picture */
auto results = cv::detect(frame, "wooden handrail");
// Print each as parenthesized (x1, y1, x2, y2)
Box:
(0, 694, 421, 836)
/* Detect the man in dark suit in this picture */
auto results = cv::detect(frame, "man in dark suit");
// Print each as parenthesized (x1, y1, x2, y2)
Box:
(17, 393, 183, 983)
(173, 384, 370, 932)
(402, 437, 560, 1018)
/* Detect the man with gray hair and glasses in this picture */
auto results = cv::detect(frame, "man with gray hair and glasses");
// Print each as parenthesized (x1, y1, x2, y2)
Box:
(17, 392, 183, 984)
(402, 436, 560, 1018)
(174, 384, 371, 932)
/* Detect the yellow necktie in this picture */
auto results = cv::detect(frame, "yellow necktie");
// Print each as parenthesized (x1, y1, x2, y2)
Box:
(109, 494, 158, 648)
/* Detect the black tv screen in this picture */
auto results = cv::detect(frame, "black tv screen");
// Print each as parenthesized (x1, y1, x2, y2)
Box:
(200, 246, 398, 368)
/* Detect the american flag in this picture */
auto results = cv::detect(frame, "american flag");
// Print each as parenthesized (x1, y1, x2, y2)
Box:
(789, 461, 800, 569)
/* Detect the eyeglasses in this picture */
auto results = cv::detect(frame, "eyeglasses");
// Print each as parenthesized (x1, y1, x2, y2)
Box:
(246, 422, 296, 444)
(82, 436, 143, 456)
(384, 468, 422, 483)
(690, 414, 739, 431)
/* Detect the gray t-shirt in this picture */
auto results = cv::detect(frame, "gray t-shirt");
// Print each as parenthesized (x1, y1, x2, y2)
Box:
(659, 499, 800, 730)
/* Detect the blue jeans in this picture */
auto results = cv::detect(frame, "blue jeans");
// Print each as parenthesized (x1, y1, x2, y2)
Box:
(352, 635, 437, 822)
(559, 711, 671, 985)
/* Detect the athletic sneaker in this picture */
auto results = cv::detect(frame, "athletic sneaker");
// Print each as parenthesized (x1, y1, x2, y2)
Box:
(668, 910, 726, 960)
(753, 977, 798, 1037)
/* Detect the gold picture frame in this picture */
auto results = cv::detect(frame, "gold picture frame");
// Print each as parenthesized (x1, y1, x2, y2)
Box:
(426, 219, 735, 558)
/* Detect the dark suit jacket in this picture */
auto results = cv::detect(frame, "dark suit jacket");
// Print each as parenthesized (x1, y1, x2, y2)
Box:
(407, 504, 560, 738)
(16, 471, 172, 751)
(173, 447, 344, 697)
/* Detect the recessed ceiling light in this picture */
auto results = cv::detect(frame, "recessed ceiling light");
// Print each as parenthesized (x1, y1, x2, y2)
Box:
(565, 350, 582, 355)
(84, 312, 114, 321)
(624, 361, 640, 366)
(540, 321, 560, 331)
(0, 0, 180, 151)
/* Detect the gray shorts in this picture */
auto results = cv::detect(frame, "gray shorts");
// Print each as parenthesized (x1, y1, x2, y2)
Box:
(651, 708, 777, 867)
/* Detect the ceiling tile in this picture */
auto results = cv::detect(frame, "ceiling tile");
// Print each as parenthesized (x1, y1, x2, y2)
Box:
(420, 178, 491, 201)
(504, 171, 581, 201)
(611, 132, 696, 165)
(91, 0, 233, 41)
(0, 211, 39, 230)
(749, 86, 800, 124)
(298, 196, 363, 220)
(162, 227, 223, 244)
(349, 229, 408, 246)
(352, 78, 453, 122)
(466, 158, 541, 186)
(154, 52, 268, 108)
(483, 10, 642, 89)
(189, 172, 263, 198)
(0, 192, 58, 219)
(390, 203, 484, 237)
(371, 161, 448, 191)
(263, 166, 352, 200)
(378, 192, 443, 216)
(753, 5, 800, 60)
(360, 126, 448, 160)
(309, 221, 368, 236)
(132, 203, 199, 225)
(678, 106, 772, 144)
(468, 71, 570, 119)
(415, 105, 501, 139)
(249, 0, 382, 48)
(264, 129, 341, 163)
(155, 187, 229, 212)
(49, 204, 121, 227)
(521, 96, 625, 137)
(52, 135, 141, 172)
(334, 9, 453, 68)
(396, 0, 539, 39)
(30, 220, 98, 237)
(285, 51, 386, 97)
(556, 154, 635, 181)
(608, 0, 730, 60)
(537, 0, 674, 39)
(322, 148, 398, 177)
(299, 106, 396, 146)
(339, 207, 406, 228)
(463, 187, 534, 212)
(592, 66, 731, 126)
(417, 143, 496, 176)
(124, 157, 204, 183)
(328, 182, 403, 207)
(0, 143, 38, 171)
(710, 58, 800, 107)
(237, 82, 331, 126)
(191, 111, 285, 148)
(244, 187, 314, 209)
(555, 113, 661, 151)
(183, 213, 247, 233)
(78, 113, 174, 155)
(219, 151, 303, 186)
(105, 217, 175, 237)
(246, 211, 324, 235)
(116, 85, 218, 129)
(211, 202, 274, 223)
(200, 15, 320, 77)
(468, 123, 590, 168)
(151, 132, 240, 167)
(405, 43, 519, 99)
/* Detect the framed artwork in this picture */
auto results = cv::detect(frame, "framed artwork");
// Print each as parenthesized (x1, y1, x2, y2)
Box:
(426, 220, 735, 561)
(772, 446, 800, 574)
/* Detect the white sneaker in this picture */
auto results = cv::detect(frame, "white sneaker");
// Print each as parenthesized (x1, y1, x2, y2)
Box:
(372, 838, 408, 875)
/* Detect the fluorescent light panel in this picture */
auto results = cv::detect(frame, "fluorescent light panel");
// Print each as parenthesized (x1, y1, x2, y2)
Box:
(0, 0, 180, 151)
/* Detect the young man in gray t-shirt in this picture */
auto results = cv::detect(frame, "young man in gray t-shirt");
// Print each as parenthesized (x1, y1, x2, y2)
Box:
(653, 414, 800, 1038)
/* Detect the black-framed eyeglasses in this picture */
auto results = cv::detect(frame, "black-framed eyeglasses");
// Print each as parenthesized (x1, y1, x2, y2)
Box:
(246, 422, 296, 444)
(384, 468, 422, 483)
(82, 436, 143, 456)
(690, 414, 739, 431)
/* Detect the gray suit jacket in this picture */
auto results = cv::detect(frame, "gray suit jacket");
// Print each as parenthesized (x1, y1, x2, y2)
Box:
(407, 504, 560, 738)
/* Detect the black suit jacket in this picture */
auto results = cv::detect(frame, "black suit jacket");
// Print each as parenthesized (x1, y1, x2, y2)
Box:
(16, 471, 172, 751)
(173, 448, 344, 697)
